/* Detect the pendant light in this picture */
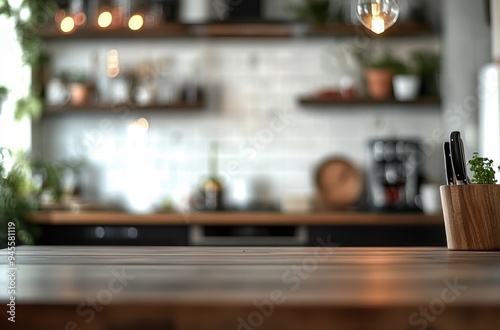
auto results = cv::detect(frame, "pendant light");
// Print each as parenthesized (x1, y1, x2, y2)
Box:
(356, 0, 400, 34)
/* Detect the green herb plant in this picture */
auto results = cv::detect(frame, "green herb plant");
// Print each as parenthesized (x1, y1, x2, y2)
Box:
(467, 152, 499, 184)
(354, 49, 406, 72)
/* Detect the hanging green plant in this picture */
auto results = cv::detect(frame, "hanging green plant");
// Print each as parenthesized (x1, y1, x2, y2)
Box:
(0, 148, 39, 248)
(0, 86, 8, 99)
(0, 0, 58, 121)
(0, 0, 58, 66)
(15, 95, 43, 121)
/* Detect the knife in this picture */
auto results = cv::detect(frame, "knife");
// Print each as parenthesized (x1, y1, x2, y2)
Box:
(443, 142, 455, 185)
(459, 137, 470, 184)
(449, 131, 469, 185)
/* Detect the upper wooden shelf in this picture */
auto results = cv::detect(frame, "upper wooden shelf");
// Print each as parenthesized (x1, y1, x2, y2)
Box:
(299, 96, 441, 107)
(38, 23, 191, 39)
(28, 211, 444, 226)
(38, 22, 435, 40)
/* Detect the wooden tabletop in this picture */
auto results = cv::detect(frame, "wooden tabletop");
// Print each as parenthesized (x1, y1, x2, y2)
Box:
(28, 211, 444, 226)
(1, 246, 498, 307)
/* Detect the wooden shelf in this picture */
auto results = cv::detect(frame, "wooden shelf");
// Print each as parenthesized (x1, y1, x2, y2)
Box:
(42, 102, 204, 116)
(308, 22, 434, 37)
(38, 22, 435, 40)
(298, 96, 441, 107)
(28, 211, 444, 226)
(38, 23, 192, 39)
(203, 23, 293, 37)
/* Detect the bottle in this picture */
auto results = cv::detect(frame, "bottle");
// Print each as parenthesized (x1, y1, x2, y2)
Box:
(202, 142, 224, 211)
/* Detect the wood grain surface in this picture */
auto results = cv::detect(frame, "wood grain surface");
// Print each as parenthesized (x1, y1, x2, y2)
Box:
(1, 247, 499, 330)
(1, 246, 500, 305)
(28, 211, 444, 226)
(441, 185, 500, 250)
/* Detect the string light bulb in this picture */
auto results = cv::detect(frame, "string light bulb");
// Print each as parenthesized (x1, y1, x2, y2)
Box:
(60, 16, 75, 33)
(98, 11, 113, 28)
(128, 14, 144, 31)
(55, 0, 86, 34)
(357, 0, 400, 35)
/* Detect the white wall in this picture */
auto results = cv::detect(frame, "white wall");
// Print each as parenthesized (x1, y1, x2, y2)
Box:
(492, 0, 500, 60)
(442, 0, 491, 160)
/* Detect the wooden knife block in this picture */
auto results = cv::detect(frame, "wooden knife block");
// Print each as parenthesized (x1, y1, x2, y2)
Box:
(440, 185, 500, 250)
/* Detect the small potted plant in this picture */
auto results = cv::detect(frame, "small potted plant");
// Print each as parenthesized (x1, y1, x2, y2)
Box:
(392, 59, 421, 101)
(63, 72, 94, 106)
(468, 153, 499, 184)
(410, 50, 440, 97)
(289, 0, 345, 24)
(356, 51, 405, 100)
(441, 152, 500, 250)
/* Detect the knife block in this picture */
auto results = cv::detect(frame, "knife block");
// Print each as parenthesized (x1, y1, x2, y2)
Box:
(440, 185, 500, 250)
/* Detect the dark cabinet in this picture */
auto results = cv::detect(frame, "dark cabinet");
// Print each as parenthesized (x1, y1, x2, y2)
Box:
(35, 223, 446, 247)
(36, 225, 189, 246)
(308, 225, 446, 247)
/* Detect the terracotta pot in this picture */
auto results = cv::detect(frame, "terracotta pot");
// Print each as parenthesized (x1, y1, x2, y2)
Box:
(364, 69, 395, 100)
(69, 83, 91, 105)
(440, 185, 500, 250)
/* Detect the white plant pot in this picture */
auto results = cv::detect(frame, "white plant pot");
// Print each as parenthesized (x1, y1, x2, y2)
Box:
(393, 75, 421, 101)
(179, 0, 212, 23)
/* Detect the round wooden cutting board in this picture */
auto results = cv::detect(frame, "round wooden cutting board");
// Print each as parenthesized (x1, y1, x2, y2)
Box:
(315, 157, 363, 211)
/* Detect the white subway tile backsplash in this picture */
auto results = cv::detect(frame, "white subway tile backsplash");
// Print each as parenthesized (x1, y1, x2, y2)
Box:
(36, 39, 443, 209)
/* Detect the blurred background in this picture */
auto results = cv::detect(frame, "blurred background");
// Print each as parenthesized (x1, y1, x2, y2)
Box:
(0, 0, 496, 247)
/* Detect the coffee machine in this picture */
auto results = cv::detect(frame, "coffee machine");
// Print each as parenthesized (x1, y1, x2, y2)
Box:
(366, 139, 422, 212)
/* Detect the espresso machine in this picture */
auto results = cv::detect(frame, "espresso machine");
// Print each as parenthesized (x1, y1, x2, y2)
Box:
(366, 139, 422, 212)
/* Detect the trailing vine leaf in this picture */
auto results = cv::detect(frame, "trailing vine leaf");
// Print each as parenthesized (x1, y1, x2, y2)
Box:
(0, 1, 12, 17)
(15, 95, 42, 121)
(467, 152, 498, 184)
(0, 86, 8, 98)
(0, 0, 58, 66)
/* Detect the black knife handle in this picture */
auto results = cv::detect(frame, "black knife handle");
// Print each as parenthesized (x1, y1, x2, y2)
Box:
(443, 142, 454, 185)
(459, 138, 470, 184)
(450, 131, 467, 183)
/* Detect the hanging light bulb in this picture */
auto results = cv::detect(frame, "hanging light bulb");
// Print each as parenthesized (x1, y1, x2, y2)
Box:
(357, 0, 400, 35)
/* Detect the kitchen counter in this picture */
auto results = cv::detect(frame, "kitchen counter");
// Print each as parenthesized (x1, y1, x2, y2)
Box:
(28, 211, 447, 246)
(29, 211, 443, 225)
(1, 246, 499, 329)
